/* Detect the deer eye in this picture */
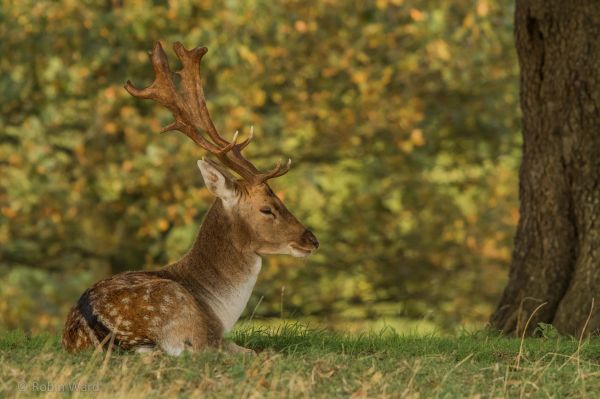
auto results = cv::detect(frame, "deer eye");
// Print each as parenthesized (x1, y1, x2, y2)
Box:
(260, 206, 273, 215)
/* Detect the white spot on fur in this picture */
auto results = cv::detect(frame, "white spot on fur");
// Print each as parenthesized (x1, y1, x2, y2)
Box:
(135, 346, 154, 354)
(208, 256, 262, 332)
(145, 305, 155, 311)
(161, 342, 183, 356)
(121, 298, 130, 304)
(158, 319, 187, 356)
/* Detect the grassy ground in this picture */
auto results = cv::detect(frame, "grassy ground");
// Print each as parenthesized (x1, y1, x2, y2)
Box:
(2, 325, 600, 398)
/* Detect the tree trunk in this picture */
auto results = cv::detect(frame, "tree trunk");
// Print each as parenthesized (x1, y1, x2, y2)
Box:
(491, 0, 600, 336)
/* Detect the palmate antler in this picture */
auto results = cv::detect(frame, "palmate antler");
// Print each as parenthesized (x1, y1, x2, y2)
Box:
(124, 42, 290, 185)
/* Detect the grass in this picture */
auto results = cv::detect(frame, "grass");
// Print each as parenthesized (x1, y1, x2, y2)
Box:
(2, 324, 600, 398)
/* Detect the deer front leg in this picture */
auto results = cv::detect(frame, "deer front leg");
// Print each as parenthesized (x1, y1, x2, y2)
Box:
(221, 340, 256, 355)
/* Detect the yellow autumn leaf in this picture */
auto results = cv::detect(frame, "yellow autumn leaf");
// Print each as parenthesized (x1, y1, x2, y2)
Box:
(8, 154, 22, 165)
(104, 122, 118, 134)
(167, 205, 178, 219)
(252, 89, 267, 107)
(1, 207, 17, 219)
(352, 70, 368, 85)
(238, 46, 258, 65)
(376, 0, 388, 10)
(477, 0, 489, 16)
(409, 8, 426, 21)
(120, 106, 136, 118)
(427, 40, 450, 61)
(157, 218, 170, 232)
(104, 86, 116, 100)
(294, 20, 307, 33)
(121, 160, 133, 172)
(411, 129, 425, 146)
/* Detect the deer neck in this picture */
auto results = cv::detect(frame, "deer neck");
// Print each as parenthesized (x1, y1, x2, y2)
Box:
(167, 199, 261, 332)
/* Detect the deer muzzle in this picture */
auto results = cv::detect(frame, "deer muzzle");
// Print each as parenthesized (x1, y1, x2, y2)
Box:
(301, 229, 319, 249)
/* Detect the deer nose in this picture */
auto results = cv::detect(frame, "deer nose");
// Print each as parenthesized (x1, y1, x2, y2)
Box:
(302, 229, 319, 249)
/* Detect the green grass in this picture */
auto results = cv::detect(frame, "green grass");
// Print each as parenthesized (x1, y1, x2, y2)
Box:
(2, 324, 600, 398)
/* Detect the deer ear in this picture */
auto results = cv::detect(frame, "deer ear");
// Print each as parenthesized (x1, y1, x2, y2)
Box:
(197, 159, 239, 202)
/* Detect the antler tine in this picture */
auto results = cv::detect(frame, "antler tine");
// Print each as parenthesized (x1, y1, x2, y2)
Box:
(125, 42, 292, 185)
(237, 126, 254, 152)
(170, 42, 288, 184)
(170, 42, 264, 180)
(170, 42, 225, 145)
(125, 43, 182, 115)
(125, 42, 222, 154)
(256, 158, 292, 183)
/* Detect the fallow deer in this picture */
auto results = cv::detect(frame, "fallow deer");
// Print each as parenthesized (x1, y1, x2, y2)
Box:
(62, 42, 319, 355)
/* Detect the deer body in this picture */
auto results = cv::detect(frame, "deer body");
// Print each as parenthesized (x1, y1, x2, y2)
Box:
(62, 42, 318, 355)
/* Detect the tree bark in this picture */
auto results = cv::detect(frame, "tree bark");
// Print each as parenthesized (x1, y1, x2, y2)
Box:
(491, 0, 600, 336)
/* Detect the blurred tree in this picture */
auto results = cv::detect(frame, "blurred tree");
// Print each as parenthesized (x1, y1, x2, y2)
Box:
(491, 0, 600, 336)
(0, 0, 520, 332)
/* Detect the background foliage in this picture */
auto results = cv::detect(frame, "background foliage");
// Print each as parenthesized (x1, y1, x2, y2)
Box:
(0, 0, 520, 333)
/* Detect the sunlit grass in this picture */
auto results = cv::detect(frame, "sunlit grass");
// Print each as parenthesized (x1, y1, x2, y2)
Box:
(236, 316, 440, 335)
(2, 325, 600, 398)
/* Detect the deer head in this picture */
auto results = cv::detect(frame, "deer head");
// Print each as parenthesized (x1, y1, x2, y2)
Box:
(124, 42, 318, 257)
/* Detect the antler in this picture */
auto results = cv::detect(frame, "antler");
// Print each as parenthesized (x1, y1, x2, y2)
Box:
(124, 42, 291, 185)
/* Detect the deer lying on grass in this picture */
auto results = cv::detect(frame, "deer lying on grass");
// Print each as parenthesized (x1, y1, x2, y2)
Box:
(62, 42, 319, 355)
